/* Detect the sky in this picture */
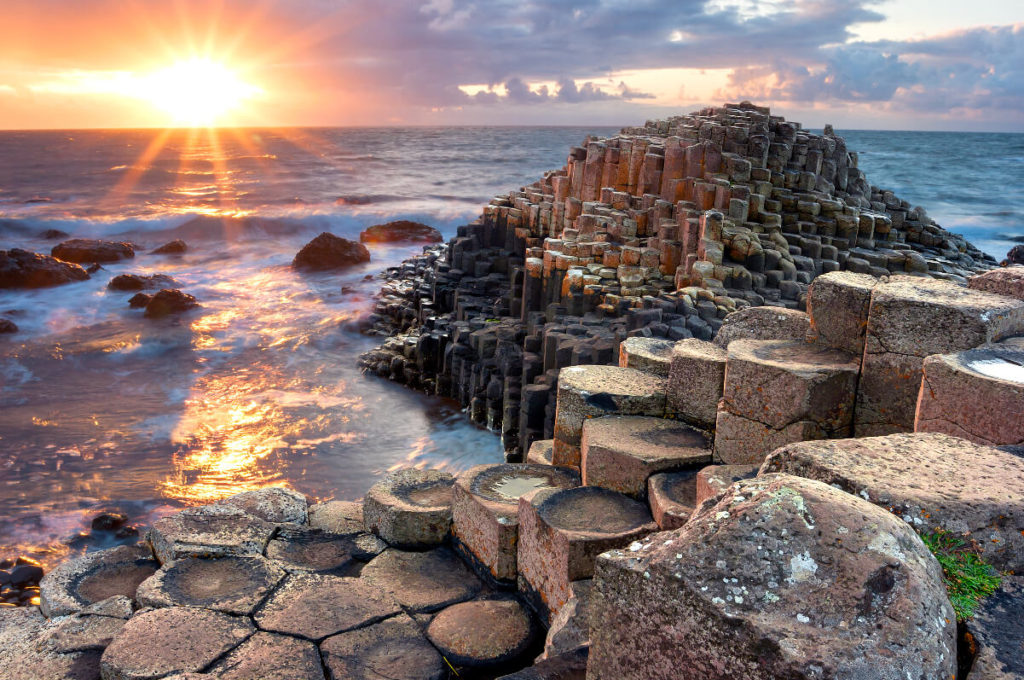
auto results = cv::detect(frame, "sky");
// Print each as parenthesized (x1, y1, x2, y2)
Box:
(0, 0, 1021, 131)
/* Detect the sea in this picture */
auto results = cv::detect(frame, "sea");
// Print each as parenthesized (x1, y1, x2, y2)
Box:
(0, 126, 1021, 567)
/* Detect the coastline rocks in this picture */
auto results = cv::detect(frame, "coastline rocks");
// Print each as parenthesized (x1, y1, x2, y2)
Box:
(152, 239, 187, 255)
(292, 232, 370, 270)
(148, 504, 275, 564)
(308, 500, 364, 535)
(362, 468, 454, 549)
(218, 486, 308, 525)
(0, 318, 16, 334)
(52, 239, 134, 264)
(135, 556, 285, 615)
(587, 474, 957, 680)
(39, 228, 70, 240)
(964, 575, 1023, 680)
(320, 615, 445, 680)
(0, 606, 104, 680)
(361, 547, 481, 613)
(39, 545, 157, 617)
(1002, 245, 1024, 267)
(264, 527, 372, 573)
(208, 631, 324, 680)
(970, 266, 1024, 300)
(107, 273, 177, 292)
(128, 293, 151, 308)
(806, 271, 877, 356)
(359, 220, 443, 244)
(426, 598, 536, 668)
(712, 307, 811, 349)
(646, 469, 700, 529)
(666, 339, 727, 430)
(143, 289, 198, 318)
(0, 248, 89, 288)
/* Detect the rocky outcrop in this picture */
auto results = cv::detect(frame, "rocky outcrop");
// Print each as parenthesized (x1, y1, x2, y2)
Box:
(51, 239, 134, 264)
(292, 232, 370, 270)
(143, 289, 198, 318)
(107, 273, 177, 291)
(0, 318, 17, 334)
(152, 239, 187, 255)
(0, 248, 89, 288)
(359, 220, 443, 244)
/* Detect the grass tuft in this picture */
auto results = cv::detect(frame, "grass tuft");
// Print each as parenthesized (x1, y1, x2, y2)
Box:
(920, 528, 1002, 621)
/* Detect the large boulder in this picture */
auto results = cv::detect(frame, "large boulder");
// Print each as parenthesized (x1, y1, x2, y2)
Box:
(587, 474, 957, 680)
(0, 248, 89, 288)
(292, 232, 370, 270)
(359, 220, 443, 244)
(52, 239, 134, 263)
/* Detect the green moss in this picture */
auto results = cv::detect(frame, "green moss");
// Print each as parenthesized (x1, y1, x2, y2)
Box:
(920, 528, 1002, 621)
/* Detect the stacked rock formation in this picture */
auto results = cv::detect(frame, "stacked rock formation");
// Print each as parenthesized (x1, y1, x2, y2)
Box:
(360, 102, 997, 460)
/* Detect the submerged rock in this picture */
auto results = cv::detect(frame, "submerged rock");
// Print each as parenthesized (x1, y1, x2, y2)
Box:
(0, 318, 17, 333)
(39, 228, 70, 240)
(360, 220, 443, 244)
(152, 239, 187, 255)
(0, 248, 89, 288)
(292, 232, 370, 270)
(128, 293, 151, 308)
(107, 273, 177, 292)
(143, 289, 198, 318)
(51, 238, 134, 264)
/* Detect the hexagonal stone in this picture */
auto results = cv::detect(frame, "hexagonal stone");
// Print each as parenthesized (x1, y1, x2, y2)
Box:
(618, 337, 673, 376)
(554, 365, 667, 467)
(363, 468, 454, 549)
(647, 470, 699, 530)
(149, 504, 276, 565)
(320, 614, 445, 680)
(426, 598, 535, 668)
(916, 346, 1024, 446)
(806, 271, 877, 356)
(713, 306, 811, 349)
(857, 275, 1024, 436)
(762, 432, 1024, 572)
(666, 339, 727, 430)
(526, 439, 554, 465)
(42, 614, 126, 653)
(254, 573, 399, 641)
(265, 528, 367, 574)
(80, 596, 134, 619)
(582, 416, 711, 498)
(361, 547, 481, 613)
(100, 607, 254, 680)
(40, 545, 158, 617)
(694, 464, 758, 506)
(219, 487, 308, 524)
(452, 464, 580, 583)
(208, 631, 324, 680)
(308, 500, 363, 535)
(517, 486, 657, 621)
(135, 556, 285, 615)
(0, 607, 104, 680)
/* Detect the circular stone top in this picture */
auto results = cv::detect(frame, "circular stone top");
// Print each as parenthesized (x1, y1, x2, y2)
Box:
(75, 558, 157, 605)
(651, 470, 700, 508)
(372, 468, 455, 511)
(584, 416, 710, 461)
(401, 480, 455, 508)
(734, 338, 859, 372)
(537, 487, 653, 535)
(956, 348, 1024, 385)
(426, 598, 534, 667)
(558, 364, 666, 396)
(467, 464, 579, 506)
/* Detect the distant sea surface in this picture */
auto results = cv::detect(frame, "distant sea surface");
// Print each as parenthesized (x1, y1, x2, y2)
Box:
(0, 126, 1021, 567)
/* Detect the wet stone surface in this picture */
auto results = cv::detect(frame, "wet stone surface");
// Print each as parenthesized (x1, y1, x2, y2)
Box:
(135, 556, 285, 615)
(427, 598, 536, 668)
(361, 546, 481, 613)
(209, 631, 325, 680)
(264, 528, 363, 574)
(149, 504, 276, 565)
(320, 614, 446, 680)
(40, 545, 158, 618)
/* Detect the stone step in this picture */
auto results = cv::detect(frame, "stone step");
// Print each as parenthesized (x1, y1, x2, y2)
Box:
(647, 470, 700, 529)
(762, 431, 1024, 572)
(581, 415, 711, 498)
(714, 338, 860, 464)
(915, 345, 1024, 446)
(452, 463, 580, 583)
(666, 338, 726, 431)
(618, 336, 674, 375)
(526, 439, 554, 465)
(553, 365, 667, 467)
(805, 270, 877, 356)
(40, 545, 158, 618)
(362, 468, 455, 549)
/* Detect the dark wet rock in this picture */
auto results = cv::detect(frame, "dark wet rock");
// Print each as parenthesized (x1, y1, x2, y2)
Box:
(143, 289, 198, 318)
(587, 474, 957, 680)
(40, 228, 70, 240)
(965, 575, 1023, 680)
(359, 220, 443, 244)
(9, 563, 43, 587)
(85, 263, 102, 274)
(135, 556, 285, 615)
(0, 248, 90, 288)
(363, 468, 454, 549)
(148, 504, 275, 565)
(152, 240, 187, 255)
(128, 293, 151, 308)
(209, 631, 325, 680)
(427, 598, 536, 668)
(43, 614, 126, 653)
(497, 645, 588, 680)
(0, 318, 17, 333)
(99, 606, 253, 680)
(265, 528, 364, 574)
(1002, 245, 1024, 267)
(362, 547, 481, 614)
(308, 500, 363, 534)
(107, 274, 177, 292)
(40, 546, 157, 618)
(292, 232, 370, 270)
(320, 614, 445, 680)
(52, 239, 134, 264)
(91, 512, 128, 532)
(218, 486, 307, 524)
(253, 572, 400, 641)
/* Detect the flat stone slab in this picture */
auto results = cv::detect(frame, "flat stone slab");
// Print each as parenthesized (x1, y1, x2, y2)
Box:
(965, 575, 1023, 680)
(40, 545, 158, 617)
(265, 527, 366, 574)
(42, 614, 126, 653)
(916, 346, 1024, 446)
(969, 266, 1024, 300)
(149, 504, 275, 565)
(554, 365, 667, 467)
(806, 271, 877, 356)
(647, 470, 700, 530)
(135, 556, 284, 615)
(0, 607, 103, 680)
(208, 631, 325, 680)
(254, 573, 400, 641)
(713, 306, 811, 349)
(218, 487, 308, 525)
(526, 439, 554, 465)
(517, 486, 657, 621)
(761, 432, 1024, 572)
(587, 474, 956, 680)
(582, 416, 711, 498)
(713, 411, 823, 466)
(427, 598, 535, 668)
(695, 464, 758, 506)
(361, 547, 481, 613)
(618, 337, 673, 376)
(320, 614, 445, 680)
(666, 338, 726, 430)
(363, 468, 454, 549)
(452, 463, 580, 582)
(308, 500, 363, 534)
(100, 607, 253, 680)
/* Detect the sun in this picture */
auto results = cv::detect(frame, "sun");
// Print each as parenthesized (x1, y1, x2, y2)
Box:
(141, 58, 261, 127)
